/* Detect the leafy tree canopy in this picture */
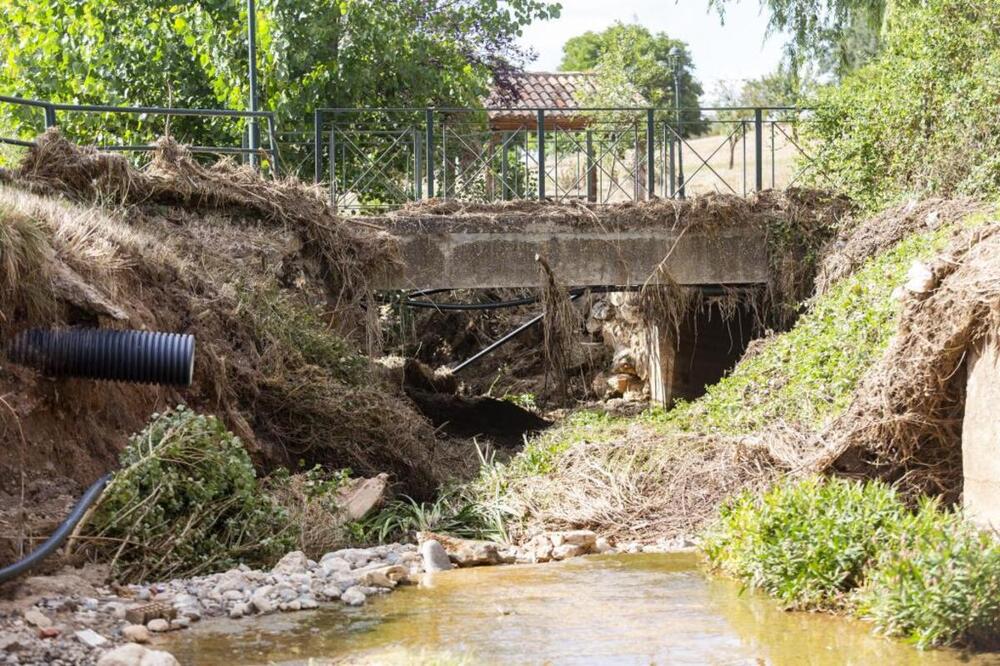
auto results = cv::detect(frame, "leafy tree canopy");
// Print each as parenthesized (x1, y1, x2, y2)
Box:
(0, 0, 560, 143)
(708, 0, 888, 79)
(558, 22, 706, 134)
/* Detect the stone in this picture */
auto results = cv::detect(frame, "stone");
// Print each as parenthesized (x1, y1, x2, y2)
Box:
(122, 625, 150, 644)
(320, 557, 351, 576)
(904, 260, 935, 294)
(360, 565, 408, 589)
(336, 474, 389, 521)
(251, 594, 275, 614)
(213, 570, 249, 594)
(0, 632, 22, 653)
(594, 537, 613, 554)
(418, 532, 504, 567)
(551, 530, 597, 550)
(37, 627, 61, 639)
(22, 610, 51, 629)
(97, 644, 147, 666)
(170, 617, 190, 630)
(340, 587, 366, 606)
(319, 585, 342, 600)
(271, 551, 310, 576)
(420, 540, 453, 573)
(146, 619, 170, 633)
(551, 544, 587, 560)
(299, 596, 319, 610)
(74, 629, 108, 648)
(97, 644, 180, 666)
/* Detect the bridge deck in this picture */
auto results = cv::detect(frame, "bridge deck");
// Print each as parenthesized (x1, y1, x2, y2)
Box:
(368, 209, 769, 290)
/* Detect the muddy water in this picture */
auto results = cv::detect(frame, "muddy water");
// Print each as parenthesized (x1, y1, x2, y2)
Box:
(167, 553, 1000, 665)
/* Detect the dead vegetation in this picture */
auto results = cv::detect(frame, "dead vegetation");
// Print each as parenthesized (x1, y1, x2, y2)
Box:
(0, 132, 446, 548)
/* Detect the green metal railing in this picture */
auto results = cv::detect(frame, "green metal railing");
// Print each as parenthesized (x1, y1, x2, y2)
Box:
(313, 106, 819, 212)
(0, 95, 281, 175)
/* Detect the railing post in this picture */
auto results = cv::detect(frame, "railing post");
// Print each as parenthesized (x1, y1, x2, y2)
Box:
(536, 109, 545, 200)
(754, 108, 764, 192)
(677, 127, 685, 200)
(313, 110, 322, 184)
(501, 131, 510, 201)
(586, 129, 596, 203)
(668, 133, 676, 198)
(646, 109, 655, 199)
(328, 123, 337, 210)
(43, 104, 56, 129)
(425, 109, 435, 198)
(266, 114, 280, 178)
(413, 126, 422, 200)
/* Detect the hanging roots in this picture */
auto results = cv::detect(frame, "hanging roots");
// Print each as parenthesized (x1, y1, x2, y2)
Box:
(536, 254, 582, 403)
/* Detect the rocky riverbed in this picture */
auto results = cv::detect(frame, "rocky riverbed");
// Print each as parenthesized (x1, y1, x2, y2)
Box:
(0, 531, 695, 665)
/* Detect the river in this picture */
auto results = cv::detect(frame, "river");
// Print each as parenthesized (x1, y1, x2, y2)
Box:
(167, 552, 1000, 665)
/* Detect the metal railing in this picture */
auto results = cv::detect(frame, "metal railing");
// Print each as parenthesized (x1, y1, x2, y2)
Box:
(313, 106, 824, 213)
(0, 95, 281, 175)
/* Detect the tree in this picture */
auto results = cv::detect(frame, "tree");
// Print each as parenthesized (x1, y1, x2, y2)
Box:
(0, 0, 560, 152)
(708, 0, 888, 79)
(711, 63, 813, 167)
(559, 23, 707, 136)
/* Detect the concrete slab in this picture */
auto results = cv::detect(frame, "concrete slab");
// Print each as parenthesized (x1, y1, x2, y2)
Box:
(962, 341, 1000, 531)
(370, 216, 769, 290)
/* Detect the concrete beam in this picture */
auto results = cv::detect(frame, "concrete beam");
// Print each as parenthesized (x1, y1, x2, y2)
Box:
(963, 341, 1000, 531)
(370, 215, 769, 290)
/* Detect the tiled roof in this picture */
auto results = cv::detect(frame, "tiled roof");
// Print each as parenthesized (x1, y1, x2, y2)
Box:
(486, 71, 597, 126)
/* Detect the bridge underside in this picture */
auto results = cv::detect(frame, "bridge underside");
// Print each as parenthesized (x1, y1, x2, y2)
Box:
(370, 214, 769, 290)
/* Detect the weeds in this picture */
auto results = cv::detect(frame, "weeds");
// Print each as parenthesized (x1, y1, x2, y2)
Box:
(355, 486, 503, 544)
(84, 406, 297, 582)
(704, 477, 1000, 648)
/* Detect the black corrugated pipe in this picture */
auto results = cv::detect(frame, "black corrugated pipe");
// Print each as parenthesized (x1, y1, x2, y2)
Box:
(0, 473, 111, 584)
(7, 328, 195, 386)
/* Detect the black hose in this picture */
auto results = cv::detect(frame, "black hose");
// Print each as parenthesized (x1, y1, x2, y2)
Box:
(8, 328, 195, 386)
(0, 474, 111, 584)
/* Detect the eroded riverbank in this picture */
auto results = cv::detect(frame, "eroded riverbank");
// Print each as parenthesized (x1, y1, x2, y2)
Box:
(165, 553, 1000, 665)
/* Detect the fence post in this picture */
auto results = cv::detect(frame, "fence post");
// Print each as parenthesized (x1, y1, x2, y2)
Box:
(586, 129, 596, 203)
(43, 104, 56, 129)
(413, 126, 422, 200)
(536, 109, 545, 200)
(646, 109, 655, 199)
(425, 109, 435, 198)
(668, 134, 676, 198)
(328, 123, 337, 209)
(313, 110, 322, 184)
(266, 114, 280, 178)
(754, 108, 764, 192)
(501, 131, 510, 200)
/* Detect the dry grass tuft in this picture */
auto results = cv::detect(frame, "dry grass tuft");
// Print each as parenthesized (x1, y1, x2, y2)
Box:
(0, 205, 55, 327)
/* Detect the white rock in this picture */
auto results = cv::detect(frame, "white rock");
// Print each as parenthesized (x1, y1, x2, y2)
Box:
(340, 587, 366, 606)
(271, 551, 310, 576)
(319, 585, 342, 600)
(320, 557, 351, 575)
(594, 537, 613, 553)
(251, 594, 275, 614)
(170, 617, 190, 630)
(299, 596, 319, 610)
(97, 643, 147, 666)
(74, 628, 109, 647)
(904, 260, 934, 294)
(139, 649, 182, 666)
(23, 609, 52, 628)
(122, 624, 150, 644)
(420, 540, 453, 573)
(146, 619, 170, 633)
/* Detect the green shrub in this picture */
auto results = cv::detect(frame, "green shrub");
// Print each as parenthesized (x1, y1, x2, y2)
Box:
(87, 406, 297, 582)
(703, 476, 908, 609)
(805, 0, 1000, 209)
(856, 499, 1000, 648)
(705, 477, 1000, 648)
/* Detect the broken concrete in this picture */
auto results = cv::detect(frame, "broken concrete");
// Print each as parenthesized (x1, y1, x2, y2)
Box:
(962, 341, 1000, 532)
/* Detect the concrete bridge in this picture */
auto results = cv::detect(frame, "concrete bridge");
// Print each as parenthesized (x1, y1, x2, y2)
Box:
(368, 207, 770, 406)
(370, 211, 768, 290)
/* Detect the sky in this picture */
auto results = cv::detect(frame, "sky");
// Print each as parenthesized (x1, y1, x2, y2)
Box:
(517, 0, 787, 102)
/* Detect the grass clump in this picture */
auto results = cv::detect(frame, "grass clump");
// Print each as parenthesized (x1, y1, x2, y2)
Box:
(86, 406, 297, 582)
(660, 221, 970, 434)
(356, 486, 504, 544)
(704, 476, 907, 610)
(856, 499, 1000, 649)
(704, 476, 1000, 648)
